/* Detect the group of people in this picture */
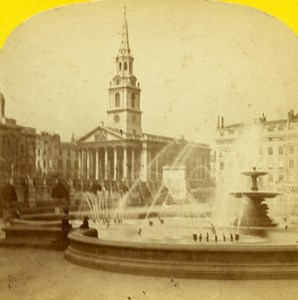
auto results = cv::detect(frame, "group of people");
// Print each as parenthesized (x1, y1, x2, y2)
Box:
(192, 232, 240, 243)
(61, 209, 90, 239)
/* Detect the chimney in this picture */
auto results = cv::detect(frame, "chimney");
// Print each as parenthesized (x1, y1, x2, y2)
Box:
(221, 116, 224, 128)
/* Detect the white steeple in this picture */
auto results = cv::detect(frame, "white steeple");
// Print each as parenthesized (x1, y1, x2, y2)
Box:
(106, 7, 142, 137)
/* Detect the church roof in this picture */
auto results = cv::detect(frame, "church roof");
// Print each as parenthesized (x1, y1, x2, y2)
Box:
(77, 124, 125, 143)
(118, 7, 131, 56)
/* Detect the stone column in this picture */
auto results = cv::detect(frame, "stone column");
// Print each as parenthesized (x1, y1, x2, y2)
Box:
(26, 176, 36, 208)
(148, 150, 151, 180)
(205, 157, 208, 180)
(78, 149, 82, 179)
(81, 150, 84, 178)
(104, 148, 108, 180)
(131, 149, 135, 180)
(141, 142, 148, 181)
(123, 146, 127, 180)
(41, 178, 49, 201)
(67, 178, 76, 205)
(113, 147, 118, 180)
(155, 152, 159, 180)
(95, 148, 99, 180)
(86, 149, 90, 179)
(215, 149, 220, 183)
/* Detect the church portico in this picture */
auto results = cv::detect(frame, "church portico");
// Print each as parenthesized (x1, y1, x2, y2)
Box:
(78, 140, 143, 181)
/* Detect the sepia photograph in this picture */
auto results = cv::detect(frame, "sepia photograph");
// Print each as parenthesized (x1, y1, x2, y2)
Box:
(0, 0, 298, 299)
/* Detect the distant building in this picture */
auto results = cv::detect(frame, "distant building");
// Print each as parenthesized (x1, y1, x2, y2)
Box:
(56, 142, 79, 179)
(77, 11, 210, 187)
(0, 93, 36, 177)
(36, 131, 60, 177)
(214, 111, 298, 192)
(0, 92, 79, 179)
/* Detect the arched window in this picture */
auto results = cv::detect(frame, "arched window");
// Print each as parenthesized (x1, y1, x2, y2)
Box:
(124, 62, 128, 71)
(119, 62, 122, 71)
(115, 93, 120, 107)
(129, 63, 132, 73)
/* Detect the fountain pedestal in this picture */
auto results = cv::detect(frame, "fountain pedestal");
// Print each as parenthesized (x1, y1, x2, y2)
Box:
(230, 169, 279, 228)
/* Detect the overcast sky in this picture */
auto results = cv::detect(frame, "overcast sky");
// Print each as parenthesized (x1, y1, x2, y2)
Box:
(0, 0, 297, 145)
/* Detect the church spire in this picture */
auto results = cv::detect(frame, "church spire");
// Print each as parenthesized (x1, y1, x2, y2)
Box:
(119, 5, 131, 56)
(107, 6, 142, 136)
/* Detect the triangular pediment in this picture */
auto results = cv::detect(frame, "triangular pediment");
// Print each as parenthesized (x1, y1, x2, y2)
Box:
(78, 125, 124, 143)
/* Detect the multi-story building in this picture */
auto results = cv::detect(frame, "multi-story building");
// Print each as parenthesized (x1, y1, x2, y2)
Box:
(56, 141, 79, 179)
(214, 111, 298, 192)
(0, 92, 36, 177)
(77, 11, 211, 188)
(35, 131, 60, 177)
(0, 92, 78, 179)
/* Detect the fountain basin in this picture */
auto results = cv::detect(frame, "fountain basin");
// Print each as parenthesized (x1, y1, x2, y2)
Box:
(0, 218, 97, 250)
(65, 225, 298, 279)
(230, 191, 280, 198)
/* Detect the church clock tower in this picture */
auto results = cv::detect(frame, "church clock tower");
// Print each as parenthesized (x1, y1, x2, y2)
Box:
(107, 8, 142, 136)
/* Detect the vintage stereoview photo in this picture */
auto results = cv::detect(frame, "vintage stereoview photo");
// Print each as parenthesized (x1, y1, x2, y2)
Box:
(0, 0, 298, 299)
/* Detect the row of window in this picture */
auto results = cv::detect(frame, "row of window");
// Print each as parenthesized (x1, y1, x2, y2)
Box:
(2, 139, 35, 154)
(219, 126, 298, 136)
(59, 149, 79, 157)
(58, 159, 79, 170)
(114, 92, 138, 109)
(37, 149, 79, 157)
(260, 146, 295, 155)
(37, 159, 79, 170)
(219, 159, 295, 170)
(118, 61, 132, 72)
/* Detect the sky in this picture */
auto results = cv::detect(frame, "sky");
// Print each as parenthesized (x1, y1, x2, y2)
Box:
(0, 0, 298, 46)
(0, 0, 297, 145)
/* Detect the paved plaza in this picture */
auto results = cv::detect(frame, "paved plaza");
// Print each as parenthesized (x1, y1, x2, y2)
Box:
(0, 246, 297, 300)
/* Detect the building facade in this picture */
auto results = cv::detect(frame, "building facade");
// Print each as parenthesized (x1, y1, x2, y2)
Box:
(77, 11, 211, 188)
(0, 92, 79, 179)
(36, 131, 61, 177)
(56, 141, 79, 179)
(214, 111, 298, 192)
(0, 93, 36, 177)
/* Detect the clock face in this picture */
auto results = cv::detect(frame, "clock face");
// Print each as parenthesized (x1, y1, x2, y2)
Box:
(114, 114, 120, 122)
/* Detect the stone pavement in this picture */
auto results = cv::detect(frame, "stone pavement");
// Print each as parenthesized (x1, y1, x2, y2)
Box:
(0, 247, 297, 300)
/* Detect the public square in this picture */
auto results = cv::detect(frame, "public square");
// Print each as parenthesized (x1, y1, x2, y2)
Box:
(0, 0, 298, 299)
(1, 246, 298, 300)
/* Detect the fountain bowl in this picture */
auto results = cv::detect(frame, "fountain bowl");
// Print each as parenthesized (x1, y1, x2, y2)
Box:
(64, 225, 298, 279)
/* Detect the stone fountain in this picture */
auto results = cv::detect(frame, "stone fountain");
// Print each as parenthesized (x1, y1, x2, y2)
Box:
(230, 168, 279, 227)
